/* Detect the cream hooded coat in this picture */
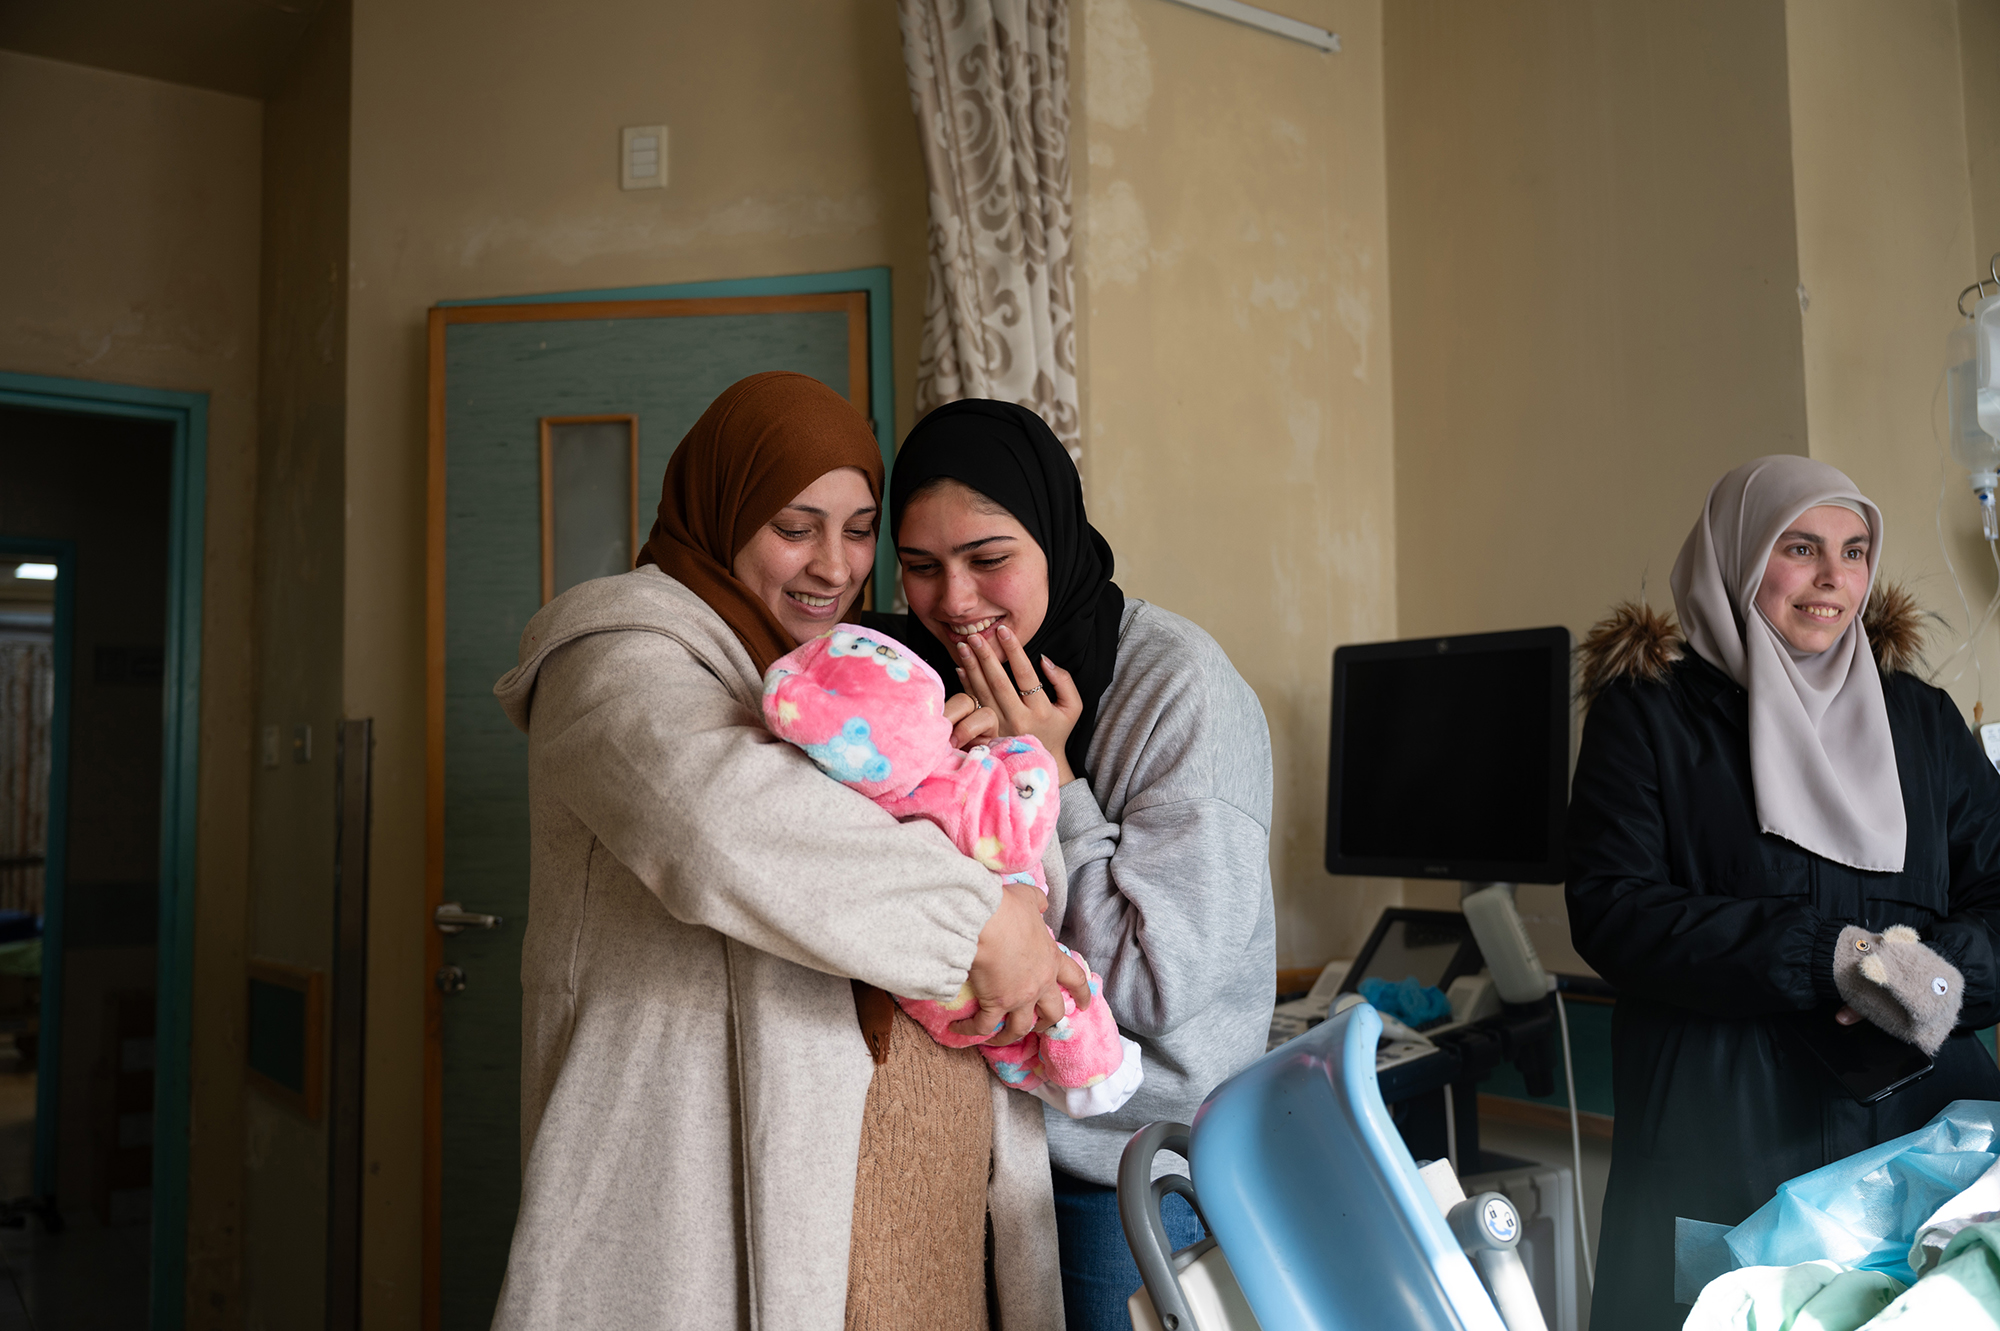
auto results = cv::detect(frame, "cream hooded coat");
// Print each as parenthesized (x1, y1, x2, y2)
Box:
(489, 567, 1066, 1331)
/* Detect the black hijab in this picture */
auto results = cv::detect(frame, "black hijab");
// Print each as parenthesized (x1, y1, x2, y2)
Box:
(889, 400, 1125, 782)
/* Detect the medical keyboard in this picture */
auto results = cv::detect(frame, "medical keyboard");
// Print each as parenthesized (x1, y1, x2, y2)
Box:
(1270, 1005, 1440, 1065)
(1266, 994, 1555, 1106)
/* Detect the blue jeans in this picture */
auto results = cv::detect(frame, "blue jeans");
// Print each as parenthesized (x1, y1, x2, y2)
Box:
(1051, 1166, 1206, 1331)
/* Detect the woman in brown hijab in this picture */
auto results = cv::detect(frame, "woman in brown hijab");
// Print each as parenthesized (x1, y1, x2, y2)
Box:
(492, 373, 1078, 1330)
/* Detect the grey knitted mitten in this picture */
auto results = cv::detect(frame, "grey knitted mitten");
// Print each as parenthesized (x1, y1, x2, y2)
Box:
(1832, 924, 1963, 1058)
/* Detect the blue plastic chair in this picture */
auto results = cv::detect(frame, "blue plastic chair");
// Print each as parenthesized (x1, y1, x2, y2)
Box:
(1122, 1003, 1509, 1331)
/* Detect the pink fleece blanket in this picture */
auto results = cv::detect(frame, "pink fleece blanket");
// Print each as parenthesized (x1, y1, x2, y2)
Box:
(762, 625, 1141, 1115)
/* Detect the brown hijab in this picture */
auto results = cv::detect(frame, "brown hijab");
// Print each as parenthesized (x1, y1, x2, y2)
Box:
(637, 371, 884, 672)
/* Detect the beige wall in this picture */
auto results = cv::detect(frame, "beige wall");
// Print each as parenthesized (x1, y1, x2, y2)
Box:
(341, 2, 931, 1321)
(0, 49, 261, 1328)
(1963, 0, 2000, 262)
(241, 1, 352, 1326)
(1382, 0, 1812, 950)
(1073, 0, 1398, 967)
(1787, 0, 1992, 721)
(1386, 0, 1808, 644)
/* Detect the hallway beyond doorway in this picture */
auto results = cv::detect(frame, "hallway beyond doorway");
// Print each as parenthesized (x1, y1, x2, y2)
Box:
(0, 371, 210, 1329)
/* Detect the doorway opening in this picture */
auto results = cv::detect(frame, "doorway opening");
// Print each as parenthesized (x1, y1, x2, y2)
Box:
(0, 549, 61, 1220)
(0, 372, 206, 1331)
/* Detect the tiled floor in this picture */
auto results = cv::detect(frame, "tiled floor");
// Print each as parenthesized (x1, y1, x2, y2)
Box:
(0, 1050, 151, 1329)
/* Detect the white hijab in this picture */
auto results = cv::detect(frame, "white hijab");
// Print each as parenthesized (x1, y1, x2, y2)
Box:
(1669, 455, 1905, 872)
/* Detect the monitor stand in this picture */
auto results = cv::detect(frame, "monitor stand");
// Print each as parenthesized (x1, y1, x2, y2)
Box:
(1460, 880, 1516, 904)
(1456, 881, 1548, 1003)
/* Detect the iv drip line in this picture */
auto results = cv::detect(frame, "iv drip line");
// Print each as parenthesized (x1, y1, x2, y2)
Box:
(1935, 537, 2000, 694)
(1930, 467, 1997, 709)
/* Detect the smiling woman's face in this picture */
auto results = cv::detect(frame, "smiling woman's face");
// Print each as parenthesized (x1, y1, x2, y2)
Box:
(730, 466, 878, 646)
(896, 479, 1050, 652)
(1752, 503, 1872, 654)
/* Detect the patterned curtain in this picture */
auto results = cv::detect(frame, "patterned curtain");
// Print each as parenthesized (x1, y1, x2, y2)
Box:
(0, 642, 52, 916)
(897, 0, 1081, 460)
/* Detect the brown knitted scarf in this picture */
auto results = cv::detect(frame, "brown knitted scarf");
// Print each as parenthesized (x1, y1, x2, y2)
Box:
(845, 1006, 993, 1330)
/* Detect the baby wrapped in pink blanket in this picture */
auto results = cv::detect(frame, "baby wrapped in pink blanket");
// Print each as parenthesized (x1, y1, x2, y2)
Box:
(762, 625, 1142, 1118)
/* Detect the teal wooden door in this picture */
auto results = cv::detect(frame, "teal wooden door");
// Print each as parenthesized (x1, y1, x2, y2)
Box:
(424, 280, 890, 1330)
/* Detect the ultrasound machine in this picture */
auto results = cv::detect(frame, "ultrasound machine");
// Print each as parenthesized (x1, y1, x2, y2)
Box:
(1119, 627, 1597, 1331)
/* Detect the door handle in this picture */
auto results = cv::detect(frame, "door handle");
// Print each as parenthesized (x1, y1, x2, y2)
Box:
(434, 902, 504, 934)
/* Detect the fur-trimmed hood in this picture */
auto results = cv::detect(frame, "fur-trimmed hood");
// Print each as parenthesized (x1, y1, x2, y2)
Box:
(1577, 582, 1931, 708)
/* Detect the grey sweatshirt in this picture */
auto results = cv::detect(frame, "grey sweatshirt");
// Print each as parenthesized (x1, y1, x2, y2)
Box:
(1045, 599, 1277, 1185)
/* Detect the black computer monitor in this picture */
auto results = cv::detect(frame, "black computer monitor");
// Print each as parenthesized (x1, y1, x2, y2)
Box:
(1324, 626, 1572, 884)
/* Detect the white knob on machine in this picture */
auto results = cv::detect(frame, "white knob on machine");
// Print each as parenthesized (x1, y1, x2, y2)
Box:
(1448, 1192, 1548, 1331)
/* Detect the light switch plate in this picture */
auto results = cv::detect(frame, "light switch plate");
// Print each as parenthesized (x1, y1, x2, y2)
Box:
(621, 124, 667, 191)
(260, 724, 280, 768)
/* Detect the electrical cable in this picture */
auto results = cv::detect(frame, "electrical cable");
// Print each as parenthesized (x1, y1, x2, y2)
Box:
(1985, 539, 2000, 696)
(1935, 461, 1981, 704)
(1444, 1085, 1459, 1176)
(1556, 993, 1594, 1291)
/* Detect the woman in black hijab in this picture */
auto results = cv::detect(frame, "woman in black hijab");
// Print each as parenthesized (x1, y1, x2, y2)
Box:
(886, 400, 1123, 782)
(882, 400, 1279, 1331)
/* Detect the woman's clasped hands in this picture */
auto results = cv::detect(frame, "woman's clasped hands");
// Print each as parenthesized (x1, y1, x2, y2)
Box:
(952, 623, 1082, 785)
(953, 877, 1091, 1046)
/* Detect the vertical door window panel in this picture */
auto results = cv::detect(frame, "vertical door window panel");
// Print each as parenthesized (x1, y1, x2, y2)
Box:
(540, 416, 639, 602)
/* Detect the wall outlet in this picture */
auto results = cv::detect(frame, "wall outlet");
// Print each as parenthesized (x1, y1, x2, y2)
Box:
(621, 124, 667, 191)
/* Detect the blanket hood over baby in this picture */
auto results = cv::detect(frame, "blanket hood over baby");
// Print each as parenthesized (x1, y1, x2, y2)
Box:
(760, 626, 954, 799)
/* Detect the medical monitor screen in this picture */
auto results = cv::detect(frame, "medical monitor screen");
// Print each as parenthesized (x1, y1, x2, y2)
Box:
(1325, 626, 1572, 883)
(1343, 912, 1481, 994)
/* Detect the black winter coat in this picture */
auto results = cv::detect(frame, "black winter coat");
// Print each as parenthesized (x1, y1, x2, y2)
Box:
(1567, 640, 2000, 1331)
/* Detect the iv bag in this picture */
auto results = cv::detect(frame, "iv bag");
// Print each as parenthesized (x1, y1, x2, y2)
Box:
(1948, 309, 2000, 479)
(1982, 293, 2000, 441)
(1949, 295, 2000, 539)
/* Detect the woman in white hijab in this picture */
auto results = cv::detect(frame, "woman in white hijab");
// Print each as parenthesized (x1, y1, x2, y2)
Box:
(1567, 455, 2000, 1331)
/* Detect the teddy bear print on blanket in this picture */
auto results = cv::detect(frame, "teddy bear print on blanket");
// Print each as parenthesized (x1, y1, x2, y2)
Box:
(1833, 924, 1964, 1058)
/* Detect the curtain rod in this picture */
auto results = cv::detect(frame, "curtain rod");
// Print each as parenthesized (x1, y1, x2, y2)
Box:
(1159, 0, 1340, 52)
